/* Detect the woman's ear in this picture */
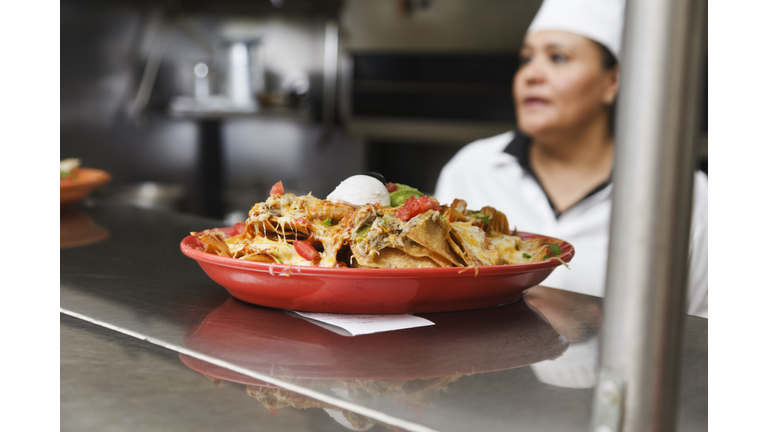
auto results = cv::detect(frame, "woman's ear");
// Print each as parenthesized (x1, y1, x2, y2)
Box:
(603, 66, 620, 105)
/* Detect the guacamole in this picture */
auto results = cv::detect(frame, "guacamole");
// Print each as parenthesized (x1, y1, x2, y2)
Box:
(388, 183, 424, 207)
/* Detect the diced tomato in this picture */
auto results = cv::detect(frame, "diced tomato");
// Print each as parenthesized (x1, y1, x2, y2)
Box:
(417, 198, 432, 213)
(428, 196, 442, 212)
(395, 195, 442, 221)
(395, 203, 411, 221)
(233, 222, 246, 235)
(293, 240, 319, 261)
(269, 181, 284, 195)
(295, 217, 308, 226)
(385, 182, 398, 193)
(395, 196, 418, 221)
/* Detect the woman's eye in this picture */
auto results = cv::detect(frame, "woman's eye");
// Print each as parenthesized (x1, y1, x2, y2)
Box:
(520, 55, 532, 65)
(551, 54, 567, 63)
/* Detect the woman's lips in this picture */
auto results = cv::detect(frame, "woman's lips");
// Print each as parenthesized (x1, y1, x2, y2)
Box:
(523, 97, 549, 108)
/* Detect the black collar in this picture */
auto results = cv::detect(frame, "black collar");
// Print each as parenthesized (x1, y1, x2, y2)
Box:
(503, 133, 612, 219)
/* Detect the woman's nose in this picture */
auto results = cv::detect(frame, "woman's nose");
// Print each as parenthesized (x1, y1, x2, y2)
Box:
(520, 59, 545, 85)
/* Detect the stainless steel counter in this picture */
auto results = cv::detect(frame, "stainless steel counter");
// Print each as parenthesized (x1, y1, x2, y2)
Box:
(60, 201, 707, 431)
(61, 313, 353, 432)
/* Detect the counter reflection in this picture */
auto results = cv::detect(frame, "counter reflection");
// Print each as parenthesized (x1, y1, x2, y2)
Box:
(181, 296, 568, 379)
(198, 370, 416, 431)
(60, 207, 110, 249)
(178, 296, 570, 426)
(525, 286, 603, 389)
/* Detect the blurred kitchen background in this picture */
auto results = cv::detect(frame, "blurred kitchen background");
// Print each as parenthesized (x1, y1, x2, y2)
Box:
(61, 0, 707, 222)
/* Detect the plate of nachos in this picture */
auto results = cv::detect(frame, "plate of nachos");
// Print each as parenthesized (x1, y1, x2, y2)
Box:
(181, 177, 574, 313)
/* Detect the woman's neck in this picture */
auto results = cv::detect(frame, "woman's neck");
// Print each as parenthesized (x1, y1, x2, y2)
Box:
(528, 117, 615, 213)
(530, 116, 613, 168)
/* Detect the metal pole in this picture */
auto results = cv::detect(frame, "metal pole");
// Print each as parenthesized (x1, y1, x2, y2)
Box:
(316, 20, 340, 149)
(322, 20, 340, 128)
(591, 0, 706, 431)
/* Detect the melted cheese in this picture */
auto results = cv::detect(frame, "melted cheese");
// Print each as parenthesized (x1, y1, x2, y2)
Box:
(489, 233, 528, 265)
(450, 222, 501, 266)
(213, 192, 554, 269)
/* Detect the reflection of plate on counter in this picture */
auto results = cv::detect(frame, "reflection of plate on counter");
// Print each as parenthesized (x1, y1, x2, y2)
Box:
(180, 227, 574, 314)
(179, 296, 569, 384)
(60, 208, 109, 249)
(60, 168, 111, 206)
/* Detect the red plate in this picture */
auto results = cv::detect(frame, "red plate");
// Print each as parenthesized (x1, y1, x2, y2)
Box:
(180, 227, 574, 314)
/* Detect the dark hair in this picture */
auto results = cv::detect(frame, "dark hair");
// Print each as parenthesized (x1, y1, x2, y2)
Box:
(597, 42, 619, 71)
(595, 42, 619, 134)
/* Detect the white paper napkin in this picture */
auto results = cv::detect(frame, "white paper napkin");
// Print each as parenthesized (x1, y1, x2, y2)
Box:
(292, 311, 435, 336)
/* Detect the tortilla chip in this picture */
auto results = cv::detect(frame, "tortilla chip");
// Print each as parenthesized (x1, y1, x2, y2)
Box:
(403, 212, 462, 266)
(195, 231, 233, 258)
(352, 247, 441, 269)
(402, 239, 454, 267)
(448, 222, 502, 266)
(240, 252, 278, 263)
(522, 238, 563, 262)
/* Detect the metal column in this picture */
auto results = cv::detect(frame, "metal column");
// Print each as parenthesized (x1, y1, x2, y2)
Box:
(591, 0, 706, 431)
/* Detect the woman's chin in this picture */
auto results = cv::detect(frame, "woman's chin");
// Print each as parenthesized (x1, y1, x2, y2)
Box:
(517, 120, 552, 138)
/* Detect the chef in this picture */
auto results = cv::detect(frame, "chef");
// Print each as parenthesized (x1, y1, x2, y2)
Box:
(434, 0, 708, 318)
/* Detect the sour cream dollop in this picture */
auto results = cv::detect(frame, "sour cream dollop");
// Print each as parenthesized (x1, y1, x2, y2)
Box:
(326, 175, 391, 207)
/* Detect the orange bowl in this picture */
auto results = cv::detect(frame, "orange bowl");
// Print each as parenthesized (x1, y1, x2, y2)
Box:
(60, 168, 111, 206)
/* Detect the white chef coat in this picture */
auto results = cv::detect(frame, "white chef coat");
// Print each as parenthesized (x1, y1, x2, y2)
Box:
(434, 131, 708, 318)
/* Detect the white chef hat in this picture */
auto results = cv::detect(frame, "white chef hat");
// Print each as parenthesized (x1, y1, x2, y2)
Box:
(527, 0, 626, 61)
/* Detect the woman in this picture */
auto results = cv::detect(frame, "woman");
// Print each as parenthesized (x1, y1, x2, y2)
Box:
(434, 0, 708, 318)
